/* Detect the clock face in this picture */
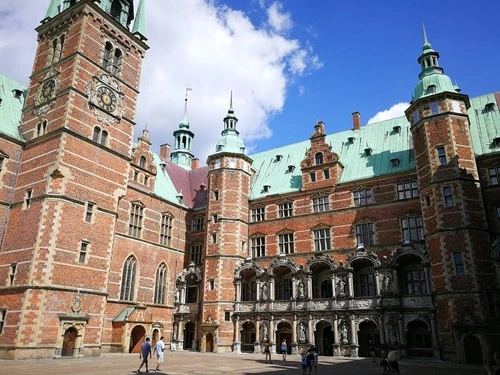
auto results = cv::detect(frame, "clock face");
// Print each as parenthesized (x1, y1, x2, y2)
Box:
(97, 86, 117, 113)
(40, 79, 56, 102)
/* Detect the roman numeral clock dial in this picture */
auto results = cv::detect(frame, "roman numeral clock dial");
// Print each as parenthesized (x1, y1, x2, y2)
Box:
(97, 86, 117, 113)
(86, 75, 124, 126)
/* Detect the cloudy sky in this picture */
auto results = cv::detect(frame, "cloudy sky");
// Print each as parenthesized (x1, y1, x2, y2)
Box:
(1, 0, 499, 162)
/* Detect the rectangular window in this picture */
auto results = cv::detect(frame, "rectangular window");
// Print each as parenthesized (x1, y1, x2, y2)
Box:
(79, 242, 88, 263)
(486, 290, 500, 318)
(192, 217, 204, 231)
(0, 310, 5, 334)
(359, 274, 375, 297)
(310, 172, 316, 182)
(397, 181, 419, 200)
(209, 279, 215, 290)
(251, 207, 265, 222)
(24, 189, 33, 210)
(190, 244, 202, 264)
(133, 170, 139, 181)
(276, 278, 293, 300)
(430, 102, 439, 115)
(225, 311, 231, 321)
(211, 233, 217, 243)
(453, 252, 465, 276)
(160, 214, 173, 246)
(8, 264, 16, 286)
(0, 157, 4, 171)
(401, 216, 424, 242)
(278, 233, 294, 254)
(437, 146, 447, 165)
(405, 270, 427, 295)
(443, 186, 453, 207)
(85, 202, 94, 223)
(186, 286, 198, 303)
(324, 169, 330, 179)
(144, 175, 149, 186)
(251, 237, 266, 258)
(214, 190, 219, 200)
(128, 203, 143, 238)
(278, 202, 293, 218)
(355, 223, 375, 246)
(488, 167, 499, 185)
(213, 214, 218, 223)
(314, 228, 331, 251)
(312, 196, 329, 213)
(353, 189, 373, 206)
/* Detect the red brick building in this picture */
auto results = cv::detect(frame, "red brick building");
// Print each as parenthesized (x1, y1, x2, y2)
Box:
(0, 0, 498, 363)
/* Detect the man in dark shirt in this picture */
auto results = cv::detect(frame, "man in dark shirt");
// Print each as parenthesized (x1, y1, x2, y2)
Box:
(380, 350, 400, 375)
(137, 337, 152, 373)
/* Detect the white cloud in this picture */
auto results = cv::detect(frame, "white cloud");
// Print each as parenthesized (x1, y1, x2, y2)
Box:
(367, 102, 410, 124)
(0, 0, 322, 162)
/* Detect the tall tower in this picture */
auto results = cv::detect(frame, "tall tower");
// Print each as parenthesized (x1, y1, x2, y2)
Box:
(405, 27, 496, 362)
(202, 94, 253, 352)
(170, 89, 195, 169)
(0, 0, 148, 359)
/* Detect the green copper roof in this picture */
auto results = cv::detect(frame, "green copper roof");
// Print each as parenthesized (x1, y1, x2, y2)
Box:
(132, 0, 146, 38)
(213, 92, 247, 155)
(152, 154, 187, 206)
(45, 0, 60, 20)
(469, 93, 500, 156)
(0, 73, 26, 142)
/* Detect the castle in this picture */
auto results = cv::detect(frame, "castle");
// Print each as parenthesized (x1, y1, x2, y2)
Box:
(0, 0, 499, 363)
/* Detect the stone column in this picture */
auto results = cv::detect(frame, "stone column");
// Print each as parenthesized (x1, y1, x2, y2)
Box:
(254, 319, 261, 353)
(181, 282, 187, 304)
(178, 319, 184, 351)
(374, 269, 380, 296)
(292, 276, 297, 299)
(270, 316, 276, 354)
(350, 316, 357, 345)
(292, 315, 297, 344)
(331, 273, 337, 298)
(333, 315, 339, 344)
(193, 322, 199, 350)
(256, 281, 261, 302)
(233, 315, 241, 354)
(430, 315, 440, 358)
(308, 314, 314, 343)
(307, 274, 313, 299)
(235, 279, 241, 302)
(424, 265, 431, 294)
(270, 278, 275, 301)
(347, 272, 354, 297)
(392, 269, 399, 294)
(398, 315, 405, 346)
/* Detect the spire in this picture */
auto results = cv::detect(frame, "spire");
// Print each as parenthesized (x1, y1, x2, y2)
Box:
(179, 86, 192, 129)
(422, 23, 432, 51)
(223, 91, 238, 132)
(138, 124, 151, 144)
(213, 92, 246, 154)
(170, 87, 195, 170)
(43, 0, 61, 22)
(132, 0, 147, 41)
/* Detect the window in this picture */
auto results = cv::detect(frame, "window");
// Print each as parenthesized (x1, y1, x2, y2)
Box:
(278, 202, 293, 218)
(144, 175, 149, 186)
(112, 49, 122, 75)
(397, 181, 419, 199)
(139, 156, 146, 169)
(437, 146, 447, 165)
(128, 203, 143, 237)
(488, 167, 499, 185)
(78, 242, 88, 263)
(103, 42, 112, 70)
(390, 158, 400, 168)
(214, 190, 219, 200)
(212, 214, 218, 223)
(324, 169, 330, 179)
(190, 244, 202, 264)
(93, 127, 108, 145)
(85, 202, 94, 223)
(110, 0, 122, 22)
(211, 233, 217, 243)
(224, 311, 231, 321)
(133, 171, 139, 181)
(93, 127, 100, 142)
(353, 189, 373, 206)
(209, 280, 215, 290)
(426, 85, 436, 94)
(241, 280, 256, 301)
(312, 196, 329, 212)
(355, 223, 375, 246)
(401, 216, 424, 242)
(310, 172, 316, 182)
(486, 290, 500, 318)
(186, 286, 198, 303)
(36, 120, 48, 137)
(453, 252, 465, 276)
(160, 214, 173, 246)
(278, 232, 294, 255)
(405, 270, 427, 295)
(443, 186, 453, 207)
(485, 103, 495, 112)
(24, 189, 33, 210)
(315, 153, 323, 165)
(192, 217, 204, 231)
(251, 236, 266, 258)
(359, 274, 375, 297)
(430, 102, 439, 115)
(120, 256, 137, 301)
(0, 157, 3, 172)
(0, 310, 5, 334)
(154, 263, 167, 304)
(8, 264, 16, 286)
(251, 207, 265, 222)
(102, 41, 122, 75)
(313, 228, 331, 251)
(275, 278, 293, 300)
(49, 35, 65, 65)
(413, 110, 420, 123)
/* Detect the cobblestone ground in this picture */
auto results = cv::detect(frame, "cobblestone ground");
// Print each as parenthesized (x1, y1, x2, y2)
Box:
(0, 352, 486, 375)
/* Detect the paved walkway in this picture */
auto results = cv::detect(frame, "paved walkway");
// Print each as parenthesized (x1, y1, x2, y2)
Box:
(0, 351, 486, 375)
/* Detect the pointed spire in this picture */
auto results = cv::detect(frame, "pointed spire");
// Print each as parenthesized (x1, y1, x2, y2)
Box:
(43, 0, 61, 22)
(422, 23, 432, 51)
(132, 0, 147, 41)
(179, 86, 192, 129)
(229, 90, 234, 114)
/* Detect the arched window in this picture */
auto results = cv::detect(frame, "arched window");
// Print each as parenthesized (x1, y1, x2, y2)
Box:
(120, 255, 137, 301)
(110, 0, 122, 22)
(139, 156, 146, 169)
(112, 49, 122, 75)
(57, 35, 65, 61)
(100, 130, 108, 146)
(154, 263, 167, 304)
(315, 152, 323, 165)
(93, 127, 101, 142)
(103, 42, 113, 70)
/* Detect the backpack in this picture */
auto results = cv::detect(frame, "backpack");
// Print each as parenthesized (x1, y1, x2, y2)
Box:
(306, 352, 315, 366)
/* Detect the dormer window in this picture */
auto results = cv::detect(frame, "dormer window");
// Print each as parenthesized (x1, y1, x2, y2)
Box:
(493, 137, 500, 148)
(364, 148, 372, 157)
(348, 137, 355, 143)
(426, 85, 436, 95)
(287, 165, 295, 173)
(485, 103, 495, 112)
(315, 152, 323, 165)
(263, 184, 271, 193)
(276, 154, 283, 162)
(393, 125, 401, 134)
(110, 0, 123, 23)
(139, 156, 146, 169)
(390, 158, 400, 168)
(12, 89, 23, 99)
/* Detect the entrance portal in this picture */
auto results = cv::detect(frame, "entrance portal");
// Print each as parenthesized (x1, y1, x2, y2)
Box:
(184, 321, 195, 349)
(61, 327, 77, 357)
(129, 325, 146, 353)
(358, 320, 380, 358)
(206, 333, 214, 352)
(464, 335, 482, 364)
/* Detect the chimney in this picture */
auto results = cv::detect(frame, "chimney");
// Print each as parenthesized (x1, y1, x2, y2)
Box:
(160, 143, 170, 162)
(352, 112, 361, 130)
(191, 158, 199, 170)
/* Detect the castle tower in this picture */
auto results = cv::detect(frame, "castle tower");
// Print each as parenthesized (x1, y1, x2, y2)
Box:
(0, 0, 148, 359)
(202, 93, 253, 353)
(405, 27, 496, 362)
(170, 88, 195, 169)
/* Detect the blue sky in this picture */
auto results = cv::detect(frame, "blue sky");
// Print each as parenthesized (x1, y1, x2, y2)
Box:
(0, 0, 499, 162)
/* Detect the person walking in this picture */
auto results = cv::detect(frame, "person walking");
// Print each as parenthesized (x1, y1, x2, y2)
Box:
(485, 352, 500, 375)
(154, 336, 165, 372)
(137, 337, 152, 373)
(281, 339, 288, 361)
(301, 351, 308, 375)
(380, 350, 401, 375)
(263, 341, 272, 364)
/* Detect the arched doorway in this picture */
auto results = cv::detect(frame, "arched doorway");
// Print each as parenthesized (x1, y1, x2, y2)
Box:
(152, 329, 159, 348)
(241, 321, 256, 353)
(61, 327, 77, 357)
(276, 321, 292, 354)
(406, 320, 432, 357)
(184, 321, 195, 350)
(206, 333, 214, 352)
(357, 320, 380, 357)
(315, 320, 334, 356)
(464, 335, 482, 364)
(129, 325, 146, 353)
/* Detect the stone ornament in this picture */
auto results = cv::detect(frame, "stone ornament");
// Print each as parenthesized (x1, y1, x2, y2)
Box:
(86, 74, 125, 125)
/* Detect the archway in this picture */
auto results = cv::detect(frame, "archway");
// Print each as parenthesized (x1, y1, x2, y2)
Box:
(315, 320, 333, 356)
(276, 321, 292, 354)
(184, 321, 195, 349)
(206, 333, 214, 352)
(241, 321, 256, 353)
(152, 329, 159, 348)
(464, 335, 482, 364)
(406, 320, 432, 357)
(357, 320, 380, 357)
(61, 327, 77, 357)
(129, 325, 146, 353)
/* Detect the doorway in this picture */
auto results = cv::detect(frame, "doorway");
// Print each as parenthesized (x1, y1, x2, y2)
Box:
(358, 320, 380, 357)
(206, 333, 214, 352)
(184, 321, 195, 349)
(61, 327, 77, 357)
(129, 325, 146, 353)
(464, 335, 482, 364)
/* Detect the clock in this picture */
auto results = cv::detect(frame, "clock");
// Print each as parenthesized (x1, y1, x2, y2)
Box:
(39, 79, 56, 103)
(96, 86, 117, 113)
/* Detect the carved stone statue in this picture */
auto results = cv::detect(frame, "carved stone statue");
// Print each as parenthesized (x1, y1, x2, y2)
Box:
(173, 324, 178, 340)
(388, 323, 397, 343)
(298, 322, 306, 342)
(383, 274, 392, 293)
(297, 281, 305, 298)
(261, 323, 269, 341)
(340, 322, 349, 344)
(174, 287, 180, 303)
(261, 282, 269, 300)
(337, 278, 346, 296)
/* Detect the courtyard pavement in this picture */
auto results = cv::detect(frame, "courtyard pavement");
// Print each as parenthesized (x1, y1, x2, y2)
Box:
(0, 351, 487, 375)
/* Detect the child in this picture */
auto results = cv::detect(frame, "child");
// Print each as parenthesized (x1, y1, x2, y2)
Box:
(301, 352, 308, 375)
